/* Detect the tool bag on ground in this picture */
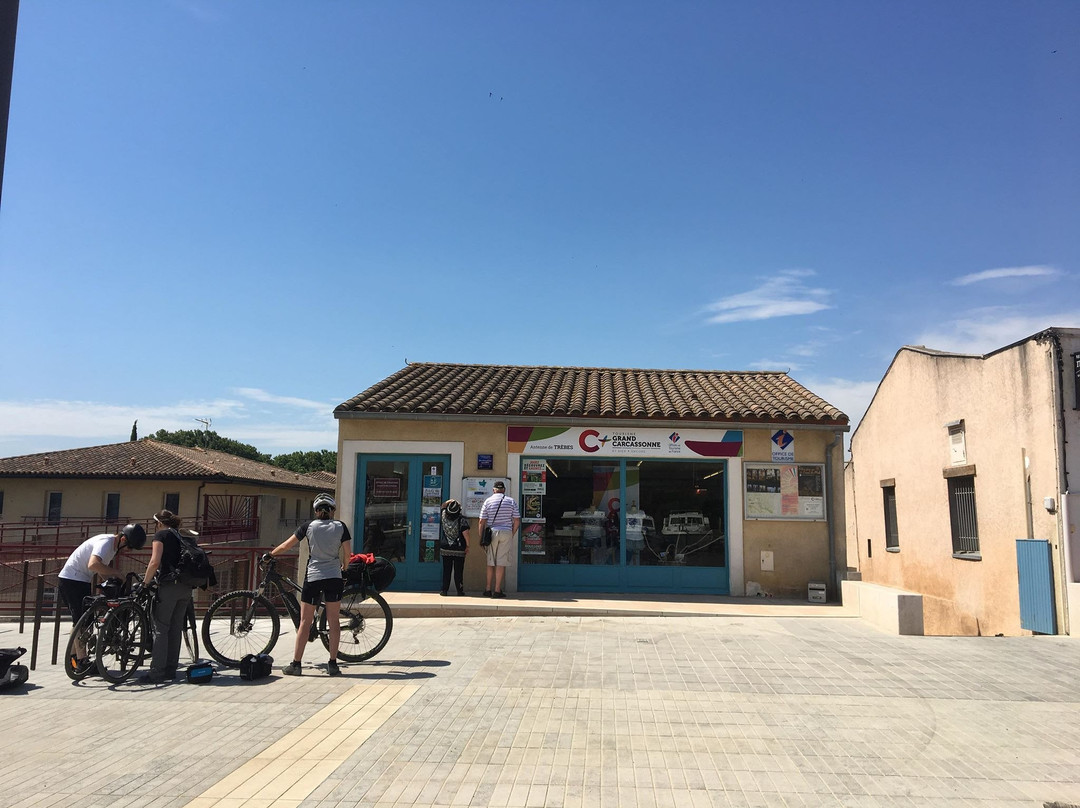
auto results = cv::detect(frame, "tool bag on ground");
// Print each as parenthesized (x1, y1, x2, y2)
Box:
(346, 553, 396, 592)
(239, 653, 274, 681)
(186, 661, 214, 683)
(0, 647, 29, 690)
(163, 529, 218, 590)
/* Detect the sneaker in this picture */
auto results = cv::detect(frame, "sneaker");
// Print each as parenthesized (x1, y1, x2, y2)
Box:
(327, 660, 341, 677)
(439, 591, 448, 597)
(137, 671, 168, 685)
(282, 661, 302, 676)
(482, 590, 492, 597)
(457, 589, 466, 596)
(492, 591, 507, 599)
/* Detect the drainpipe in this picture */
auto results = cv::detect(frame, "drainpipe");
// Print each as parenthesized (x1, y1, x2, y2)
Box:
(825, 430, 841, 600)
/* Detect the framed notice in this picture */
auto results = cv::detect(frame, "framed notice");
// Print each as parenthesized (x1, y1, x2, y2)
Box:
(744, 463, 826, 520)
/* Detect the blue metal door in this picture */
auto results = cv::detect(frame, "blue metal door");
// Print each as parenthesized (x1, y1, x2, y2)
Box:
(355, 454, 448, 591)
(1016, 539, 1056, 634)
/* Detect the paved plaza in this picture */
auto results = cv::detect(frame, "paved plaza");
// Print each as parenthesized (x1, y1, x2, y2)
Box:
(2, 596, 1079, 808)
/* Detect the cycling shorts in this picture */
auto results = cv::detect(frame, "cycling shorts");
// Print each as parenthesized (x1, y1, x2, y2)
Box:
(301, 576, 344, 605)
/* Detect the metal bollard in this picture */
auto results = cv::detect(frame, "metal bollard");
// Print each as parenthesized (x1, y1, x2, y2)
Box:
(30, 575, 45, 671)
(19, 560, 29, 632)
(52, 589, 63, 666)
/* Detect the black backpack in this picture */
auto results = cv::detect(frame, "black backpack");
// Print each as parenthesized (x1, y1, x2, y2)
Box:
(165, 529, 218, 590)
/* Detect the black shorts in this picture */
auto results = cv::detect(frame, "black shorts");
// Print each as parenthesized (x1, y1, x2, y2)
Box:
(58, 577, 92, 624)
(301, 576, 344, 605)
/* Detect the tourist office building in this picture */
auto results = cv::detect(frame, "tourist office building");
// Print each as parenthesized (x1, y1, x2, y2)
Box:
(334, 363, 849, 599)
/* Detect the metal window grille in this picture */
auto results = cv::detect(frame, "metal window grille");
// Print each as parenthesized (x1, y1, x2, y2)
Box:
(104, 493, 120, 521)
(883, 486, 899, 549)
(948, 476, 979, 554)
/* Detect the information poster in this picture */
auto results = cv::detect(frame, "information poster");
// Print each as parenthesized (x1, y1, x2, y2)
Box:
(521, 522, 545, 555)
(420, 475, 443, 559)
(463, 477, 512, 517)
(521, 459, 547, 494)
(744, 463, 826, 520)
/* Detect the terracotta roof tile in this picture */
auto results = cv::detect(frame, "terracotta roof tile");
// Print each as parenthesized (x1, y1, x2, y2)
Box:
(336, 363, 848, 425)
(0, 439, 329, 489)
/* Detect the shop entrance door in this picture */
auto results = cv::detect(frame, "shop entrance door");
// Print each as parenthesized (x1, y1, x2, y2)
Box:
(355, 454, 448, 591)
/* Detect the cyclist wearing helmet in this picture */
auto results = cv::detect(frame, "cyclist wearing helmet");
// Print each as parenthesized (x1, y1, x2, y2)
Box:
(58, 524, 147, 664)
(265, 493, 352, 676)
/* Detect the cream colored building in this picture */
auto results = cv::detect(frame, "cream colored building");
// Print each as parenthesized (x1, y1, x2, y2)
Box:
(0, 439, 331, 548)
(335, 363, 850, 598)
(845, 328, 1080, 636)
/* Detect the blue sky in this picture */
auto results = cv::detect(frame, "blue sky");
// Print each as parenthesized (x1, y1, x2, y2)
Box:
(1, 1, 1077, 458)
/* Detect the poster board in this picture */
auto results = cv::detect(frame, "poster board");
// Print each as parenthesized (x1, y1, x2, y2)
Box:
(744, 463, 826, 520)
(463, 477, 512, 517)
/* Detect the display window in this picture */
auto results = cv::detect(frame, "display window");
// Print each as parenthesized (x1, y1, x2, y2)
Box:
(520, 457, 726, 568)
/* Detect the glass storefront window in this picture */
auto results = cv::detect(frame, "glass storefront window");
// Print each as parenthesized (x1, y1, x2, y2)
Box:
(521, 457, 726, 568)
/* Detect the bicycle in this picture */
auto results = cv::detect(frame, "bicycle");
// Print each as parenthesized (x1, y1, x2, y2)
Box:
(201, 556, 392, 667)
(66, 574, 200, 684)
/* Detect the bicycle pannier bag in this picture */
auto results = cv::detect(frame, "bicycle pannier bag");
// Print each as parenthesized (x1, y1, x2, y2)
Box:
(186, 661, 214, 684)
(166, 529, 218, 590)
(346, 554, 396, 592)
(0, 647, 28, 690)
(239, 653, 273, 681)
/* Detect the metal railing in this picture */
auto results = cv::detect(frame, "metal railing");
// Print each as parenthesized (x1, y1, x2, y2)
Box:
(0, 516, 262, 552)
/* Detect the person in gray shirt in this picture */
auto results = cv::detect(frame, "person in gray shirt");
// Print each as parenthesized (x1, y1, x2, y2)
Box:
(265, 493, 352, 676)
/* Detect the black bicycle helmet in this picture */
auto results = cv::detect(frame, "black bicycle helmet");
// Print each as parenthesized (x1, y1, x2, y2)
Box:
(121, 523, 147, 550)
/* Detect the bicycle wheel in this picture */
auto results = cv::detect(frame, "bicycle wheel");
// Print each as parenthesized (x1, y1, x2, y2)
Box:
(321, 587, 392, 662)
(64, 604, 102, 681)
(183, 601, 200, 663)
(201, 590, 279, 667)
(96, 601, 148, 683)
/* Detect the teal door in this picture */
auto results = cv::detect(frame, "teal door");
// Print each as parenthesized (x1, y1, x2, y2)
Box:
(355, 454, 449, 591)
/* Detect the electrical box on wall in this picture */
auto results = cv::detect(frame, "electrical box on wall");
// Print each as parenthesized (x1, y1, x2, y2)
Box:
(760, 550, 774, 571)
(808, 581, 826, 603)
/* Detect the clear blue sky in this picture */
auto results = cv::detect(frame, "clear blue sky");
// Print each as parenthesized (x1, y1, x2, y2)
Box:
(1, 1, 1077, 458)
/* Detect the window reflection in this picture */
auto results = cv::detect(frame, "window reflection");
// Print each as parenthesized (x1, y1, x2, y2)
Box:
(520, 458, 726, 568)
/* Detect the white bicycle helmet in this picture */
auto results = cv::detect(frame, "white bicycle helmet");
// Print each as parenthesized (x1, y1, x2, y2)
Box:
(313, 493, 337, 511)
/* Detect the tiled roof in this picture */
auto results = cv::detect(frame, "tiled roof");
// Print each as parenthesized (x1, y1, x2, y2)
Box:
(309, 470, 337, 485)
(336, 363, 848, 425)
(0, 439, 328, 489)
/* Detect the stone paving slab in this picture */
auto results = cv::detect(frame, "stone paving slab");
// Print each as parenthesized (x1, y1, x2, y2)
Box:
(2, 610, 1079, 808)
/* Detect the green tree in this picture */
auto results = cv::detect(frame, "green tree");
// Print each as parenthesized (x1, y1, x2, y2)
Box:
(149, 428, 270, 463)
(269, 450, 337, 474)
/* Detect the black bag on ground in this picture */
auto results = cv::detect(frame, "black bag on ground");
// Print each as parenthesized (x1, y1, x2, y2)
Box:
(186, 661, 214, 683)
(165, 529, 218, 590)
(239, 653, 273, 681)
(0, 647, 28, 690)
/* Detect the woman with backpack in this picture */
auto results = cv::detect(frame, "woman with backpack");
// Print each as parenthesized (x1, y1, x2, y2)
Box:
(139, 509, 193, 684)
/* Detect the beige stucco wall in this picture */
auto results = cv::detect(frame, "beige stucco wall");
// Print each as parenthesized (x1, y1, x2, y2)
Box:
(337, 416, 846, 598)
(0, 478, 321, 546)
(848, 337, 1067, 635)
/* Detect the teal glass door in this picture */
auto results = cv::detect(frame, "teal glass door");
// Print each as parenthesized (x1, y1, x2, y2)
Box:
(356, 454, 448, 591)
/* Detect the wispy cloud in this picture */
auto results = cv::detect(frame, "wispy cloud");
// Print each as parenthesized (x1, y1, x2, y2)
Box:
(950, 265, 1060, 286)
(0, 391, 338, 458)
(702, 270, 831, 324)
(749, 359, 801, 372)
(233, 388, 335, 412)
(914, 308, 1080, 355)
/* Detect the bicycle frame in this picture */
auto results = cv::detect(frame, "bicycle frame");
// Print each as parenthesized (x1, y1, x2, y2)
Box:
(255, 563, 324, 640)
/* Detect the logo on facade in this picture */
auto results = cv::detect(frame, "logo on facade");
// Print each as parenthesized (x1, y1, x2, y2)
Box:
(579, 429, 610, 453)
(669, 431, 681, 444)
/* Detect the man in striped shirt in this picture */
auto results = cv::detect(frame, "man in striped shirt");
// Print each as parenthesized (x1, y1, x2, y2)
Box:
(478, 480, 520, 598)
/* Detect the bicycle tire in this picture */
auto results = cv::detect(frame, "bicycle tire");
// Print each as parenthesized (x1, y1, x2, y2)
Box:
(96, 601, 148, 683)
(321, 587, 392, 662)
(183, 601, 200, 663)
(201, 590, 279, 668)
(64, 604, 102, 681)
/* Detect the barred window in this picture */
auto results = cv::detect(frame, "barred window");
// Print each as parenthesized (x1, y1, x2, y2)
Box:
(948, 475, 980, 556)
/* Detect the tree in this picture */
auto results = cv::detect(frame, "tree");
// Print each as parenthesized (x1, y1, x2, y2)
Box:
(149, 428, 270, 463)
(130, 420, 138, 442)
(269, 450, 337, 474)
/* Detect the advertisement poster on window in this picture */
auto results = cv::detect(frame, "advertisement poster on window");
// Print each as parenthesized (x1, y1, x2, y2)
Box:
(521, 459, 547, 495)
(508, 426, 743, 459)
(463, 477, 512, 517)
(521, 522, 545, 555)
(744, 463, 825, 520)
